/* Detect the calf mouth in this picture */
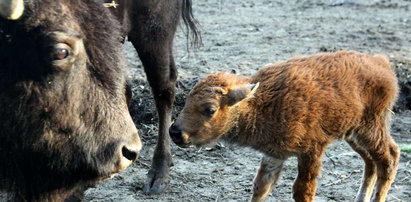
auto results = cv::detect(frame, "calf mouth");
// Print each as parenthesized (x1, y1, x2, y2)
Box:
(170, 132, 192, 148)
(176, 141, 192, 148)
(170, 135, 191, 148)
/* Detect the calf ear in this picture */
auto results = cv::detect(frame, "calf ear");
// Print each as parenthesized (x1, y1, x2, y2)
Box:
(226, 82, 260, 106)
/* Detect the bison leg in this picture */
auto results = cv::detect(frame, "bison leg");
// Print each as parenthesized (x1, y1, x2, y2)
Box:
(293, 148, 324, 202)
(131, 40, 177, 194)
(252, 156, 285, 202)
(346, 139, 377, 202)
(132, 43, 177, 194)
(355, 119, 400, 202)
(129, 0, 180, 194)
(371, 139, 399, 202)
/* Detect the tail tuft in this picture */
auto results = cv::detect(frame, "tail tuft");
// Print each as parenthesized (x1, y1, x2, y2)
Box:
(181, 0, 202, 49)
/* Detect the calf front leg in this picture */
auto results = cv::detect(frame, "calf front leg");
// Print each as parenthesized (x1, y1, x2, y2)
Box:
(293, 149, 324, 202)
(252, 156, 285, 202)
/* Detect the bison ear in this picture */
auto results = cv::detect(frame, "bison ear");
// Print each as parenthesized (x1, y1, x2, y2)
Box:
(226, 82, 259, 106)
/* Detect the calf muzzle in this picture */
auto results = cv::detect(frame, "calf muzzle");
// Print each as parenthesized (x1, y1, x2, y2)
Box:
(169, 123, 183, 143)
(169, 123, 189, 148)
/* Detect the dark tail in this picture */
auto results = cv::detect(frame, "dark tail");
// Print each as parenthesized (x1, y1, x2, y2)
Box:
(181, 0, 202, 48)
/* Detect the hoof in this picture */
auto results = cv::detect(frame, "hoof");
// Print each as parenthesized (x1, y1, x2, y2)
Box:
(142, 158, 172, 195)
(143, 174, 170, 195)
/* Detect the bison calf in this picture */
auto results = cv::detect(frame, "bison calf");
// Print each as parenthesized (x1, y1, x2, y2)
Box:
(170, 51, 400, 202)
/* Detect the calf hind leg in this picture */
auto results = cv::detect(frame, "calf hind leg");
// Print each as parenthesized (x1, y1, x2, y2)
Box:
(371, 138, 399, 201)
(252, 156, 285, 202)
(346, 139, 377, 202)
(355, 122, 400, 202)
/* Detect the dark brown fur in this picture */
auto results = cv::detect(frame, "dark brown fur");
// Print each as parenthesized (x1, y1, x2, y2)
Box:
(170, 51, 400, 202)
(105, 0, 200, 194)
(0, 0, 145, 201)
(1, 0, 200, 200)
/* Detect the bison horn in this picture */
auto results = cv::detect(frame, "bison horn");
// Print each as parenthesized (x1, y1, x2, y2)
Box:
(0, 0, 24, 20)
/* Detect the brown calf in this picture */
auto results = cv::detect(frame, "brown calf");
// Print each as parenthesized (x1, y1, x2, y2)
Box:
(169, 51, 400, 202)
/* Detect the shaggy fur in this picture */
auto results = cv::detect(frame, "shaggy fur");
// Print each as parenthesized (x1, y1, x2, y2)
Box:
(0, 0, 200, 200)
(171, 51, 400, 202)
(110, 0, 201, 194)
(0, 0, 142, 201)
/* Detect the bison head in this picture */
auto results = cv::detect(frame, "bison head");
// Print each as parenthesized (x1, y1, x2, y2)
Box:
(0, 0, 141, 200)
(169, 72, 259, 148)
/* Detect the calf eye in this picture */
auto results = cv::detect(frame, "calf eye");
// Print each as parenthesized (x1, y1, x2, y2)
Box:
(52, 48, 70, 60)
(203, 107, 216, 117)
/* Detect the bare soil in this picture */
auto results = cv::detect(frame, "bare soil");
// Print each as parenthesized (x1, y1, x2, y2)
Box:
(44, 0, 411, 201)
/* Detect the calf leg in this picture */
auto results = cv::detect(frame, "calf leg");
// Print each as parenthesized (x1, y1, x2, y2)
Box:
(371, 139, 399, 202)
(346, 139, 377, 202)
(355, 119, 400, 202)
(129, 0, 181, 194)
(293, 148, 324, 202)
(251, 156, 285, 202)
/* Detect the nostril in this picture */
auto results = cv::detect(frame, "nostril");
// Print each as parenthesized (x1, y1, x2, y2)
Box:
(169, 124, 183, 144)
(122, 146, 138, 161)
(169, 123, 181, 135)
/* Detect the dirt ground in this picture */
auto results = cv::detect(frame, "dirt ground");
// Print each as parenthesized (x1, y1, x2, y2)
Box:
(84, 0, 411, 201)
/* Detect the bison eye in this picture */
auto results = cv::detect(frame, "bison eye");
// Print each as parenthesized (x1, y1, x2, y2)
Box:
(203, 107, 217, 117)
(52, 48, 70, 60)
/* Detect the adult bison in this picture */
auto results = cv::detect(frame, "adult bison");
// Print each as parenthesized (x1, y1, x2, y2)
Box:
(0, 0, 198, 200)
